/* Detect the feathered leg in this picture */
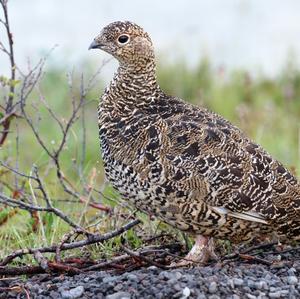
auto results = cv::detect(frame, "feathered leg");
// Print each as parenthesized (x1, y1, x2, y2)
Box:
(171, 235, 218, 267)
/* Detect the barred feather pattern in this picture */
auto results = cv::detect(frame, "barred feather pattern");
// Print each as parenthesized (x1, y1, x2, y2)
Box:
(94, 21, 300, 243)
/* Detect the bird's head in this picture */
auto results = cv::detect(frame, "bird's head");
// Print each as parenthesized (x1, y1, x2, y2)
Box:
(89, 21, 155, 70)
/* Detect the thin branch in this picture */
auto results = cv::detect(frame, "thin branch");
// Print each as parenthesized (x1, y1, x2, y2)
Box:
(120, 244, 167, 269)
(0, 161, 37, 180)
(80, 74, 87, 176)
(0, 165, 84, 230)
(0, 242, 181, 275)
(0, 0, 16, 146)
(0, 219, 141, 266)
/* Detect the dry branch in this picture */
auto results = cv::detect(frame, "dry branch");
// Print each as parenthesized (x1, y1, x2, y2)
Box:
(120, 244, 168, 269)
(0, 241, 182, 276)
(0, 219, 141, 266)
(0, 1, 148, 278)
(0, 0, 16, 146)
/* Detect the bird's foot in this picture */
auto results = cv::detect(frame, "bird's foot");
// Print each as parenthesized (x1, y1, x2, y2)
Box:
(169, 235, 218, 268)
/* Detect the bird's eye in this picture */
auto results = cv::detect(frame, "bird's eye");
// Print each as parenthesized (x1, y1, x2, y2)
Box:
(118, 34, 129, 44)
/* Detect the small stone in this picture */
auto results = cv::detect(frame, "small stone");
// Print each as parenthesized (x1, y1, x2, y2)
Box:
(287, 276, 298, 285)
(246, 294, 257, 299)
(147, 266, 157, 270)
(182, 286, 191, 299)
(173, 283, 182, 292)
(141, 280, 150, 287)
(243, 286, 251, 293)
(158, 271, 173, 280)
(61, 286, 84, 299)
(126, 274, 138, 281)
(103, 276, 117, 284)
(105, 291, 131, 299)
(156, 292, 164, 299)
(233, 278, 244, 286)
(288, 267, 297, 276)
(30, 283, 40, 291)
(227, 279, 234, 288)
(174, 271, 183, 280)
(269, 292, 282, 298)
(209, 281, 217, 294)
(254, 281, 268, 290)
(113, 284, 123, 292)
(247, 279, 255, 288)
(172, 291, 182, 299)
(52, 277, 64, 283)
(49, 291, 60, 299)
(264, 273, 271, 281)
(168, 278, 178, 285)
(156, 283, 164, 290)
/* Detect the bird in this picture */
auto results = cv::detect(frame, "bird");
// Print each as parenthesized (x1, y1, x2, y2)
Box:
(89, 21, 300, 266)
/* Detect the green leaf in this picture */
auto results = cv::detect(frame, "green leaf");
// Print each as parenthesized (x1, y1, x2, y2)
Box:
(10, 79, 21, 87)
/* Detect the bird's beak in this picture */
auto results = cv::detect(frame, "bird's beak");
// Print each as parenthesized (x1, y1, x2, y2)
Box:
(88, 39, 103, 50)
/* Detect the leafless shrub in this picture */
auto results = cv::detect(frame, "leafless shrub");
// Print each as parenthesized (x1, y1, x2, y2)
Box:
(0, 0, 149, 274)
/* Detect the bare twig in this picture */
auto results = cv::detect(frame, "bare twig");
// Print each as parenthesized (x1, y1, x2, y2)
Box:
(0, 219, 141, 266)
(222, 241, 278, 261)
(120, 244, 168, 269)
(238, 253, 273, 266)
(0, 1, 128, 276)
(55, 230, 82, 263)
(0, 0, 16, 146)
(0, 162, 84, 230)
(33, 166, 83, 230)
(0, 242, 181, 275)
(33, 250, 49, 272)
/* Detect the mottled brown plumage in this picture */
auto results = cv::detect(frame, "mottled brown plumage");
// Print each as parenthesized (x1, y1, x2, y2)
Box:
(89, 21, 300, 263)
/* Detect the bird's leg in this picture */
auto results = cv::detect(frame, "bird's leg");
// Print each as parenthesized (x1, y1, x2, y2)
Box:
(170, 235, 218, 267)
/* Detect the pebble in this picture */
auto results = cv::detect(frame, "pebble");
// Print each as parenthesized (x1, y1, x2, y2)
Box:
(268, 291, 282, 298)
(254, 280, 268, 290)
(209, 281, 218, 293)
(126, 273, 138, 281)
(233, 278, 244, 286)
(288, 267, 297, 275)
(61, 286, 84, 299)
(182, 286, 191, 298)
(103, 276, 117, 284)
(287, 276, 298, 285)
(105, 292, 131, 299)
(175, 271, 183, 280)
(2, 249, 300, 299)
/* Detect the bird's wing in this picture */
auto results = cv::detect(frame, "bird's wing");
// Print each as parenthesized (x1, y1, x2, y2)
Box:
(159, 102, 300, 223)
(211, 207, 268, 224)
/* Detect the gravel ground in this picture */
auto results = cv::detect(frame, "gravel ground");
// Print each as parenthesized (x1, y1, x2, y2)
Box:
(1, 257, 300, 299)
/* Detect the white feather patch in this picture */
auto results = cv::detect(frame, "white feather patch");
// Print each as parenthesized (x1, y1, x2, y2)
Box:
(212, 206, 268, 224)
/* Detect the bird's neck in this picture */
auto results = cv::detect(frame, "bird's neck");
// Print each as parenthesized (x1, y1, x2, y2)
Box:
(103, 59, 160, 110)
(118, 60, 158, 88)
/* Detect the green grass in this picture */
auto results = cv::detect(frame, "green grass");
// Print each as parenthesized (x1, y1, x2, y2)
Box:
(1, 57, 300, 264)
